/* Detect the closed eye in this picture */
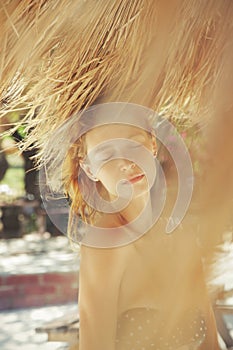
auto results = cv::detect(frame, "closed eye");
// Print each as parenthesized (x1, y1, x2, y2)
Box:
(95, 151, 113, 162)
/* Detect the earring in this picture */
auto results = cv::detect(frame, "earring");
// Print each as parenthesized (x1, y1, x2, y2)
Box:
(88, 171, 98, 182)
(153, 150, 158, 158)
(92, 176, 99, 182)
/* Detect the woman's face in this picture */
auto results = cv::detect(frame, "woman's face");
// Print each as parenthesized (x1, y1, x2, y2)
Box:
(82, 124, 156, 199)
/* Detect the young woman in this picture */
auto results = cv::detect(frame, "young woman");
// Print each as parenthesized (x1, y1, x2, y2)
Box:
(44, 102, 220, 350)
(0, 2, 231, 348)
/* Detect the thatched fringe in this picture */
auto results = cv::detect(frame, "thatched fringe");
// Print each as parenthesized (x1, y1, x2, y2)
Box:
(0, 0, 233, 164)
(0, 1, 232, 280)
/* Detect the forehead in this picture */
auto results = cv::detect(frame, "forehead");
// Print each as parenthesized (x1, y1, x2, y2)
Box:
(85, 123, 149, 149)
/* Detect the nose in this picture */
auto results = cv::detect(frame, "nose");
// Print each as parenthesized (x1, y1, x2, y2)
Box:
(120, 161, 136, 172)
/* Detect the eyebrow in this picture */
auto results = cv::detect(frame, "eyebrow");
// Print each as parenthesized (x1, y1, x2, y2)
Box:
(92, 143, 113, 154)
(90, 132, 148, 154)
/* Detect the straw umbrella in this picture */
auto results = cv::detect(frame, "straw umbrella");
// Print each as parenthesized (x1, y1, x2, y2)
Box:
(0, 0, 232, 146)
(0, 0, 232, 259)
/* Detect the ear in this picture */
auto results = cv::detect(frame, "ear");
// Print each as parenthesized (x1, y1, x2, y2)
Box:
(80, 160, 99, 182)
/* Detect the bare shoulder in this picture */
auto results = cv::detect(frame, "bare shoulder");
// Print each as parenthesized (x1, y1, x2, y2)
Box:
(80, 237, 132, 266)
(80, 233, 132, 282)
(79, 213, 137, 280)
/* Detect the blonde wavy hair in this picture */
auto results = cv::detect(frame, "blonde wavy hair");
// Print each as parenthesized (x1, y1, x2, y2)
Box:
(62, 136, 95, 246)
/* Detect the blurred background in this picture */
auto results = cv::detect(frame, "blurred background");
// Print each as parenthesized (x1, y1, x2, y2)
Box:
(0, 113, 79, 349)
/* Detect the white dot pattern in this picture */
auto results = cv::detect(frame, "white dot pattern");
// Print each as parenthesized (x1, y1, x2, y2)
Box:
(115, 307, 207, 350)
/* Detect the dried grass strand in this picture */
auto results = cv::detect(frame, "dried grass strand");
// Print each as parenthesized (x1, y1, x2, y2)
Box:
(0, 0, 232, 167)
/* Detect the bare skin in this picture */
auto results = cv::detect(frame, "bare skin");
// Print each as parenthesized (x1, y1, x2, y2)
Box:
(79, 221, 219, 349)
(78, 124, 219, 350)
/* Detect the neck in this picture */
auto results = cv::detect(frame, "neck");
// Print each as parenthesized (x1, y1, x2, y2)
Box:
(118, 191, 152, 227)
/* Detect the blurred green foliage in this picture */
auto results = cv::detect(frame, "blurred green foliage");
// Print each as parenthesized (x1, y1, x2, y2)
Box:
(0, 153, 25, 196)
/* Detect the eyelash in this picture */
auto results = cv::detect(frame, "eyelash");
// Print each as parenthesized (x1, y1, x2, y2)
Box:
(93, 139, 148, 162)
(96, 153, 113, 161)
(99, 144, 143, 157)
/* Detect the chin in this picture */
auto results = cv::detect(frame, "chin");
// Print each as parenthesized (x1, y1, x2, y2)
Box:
(132, 186, 150, 198)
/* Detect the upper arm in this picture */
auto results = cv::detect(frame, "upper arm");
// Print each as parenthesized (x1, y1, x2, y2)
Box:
(78, 244, 127, 350)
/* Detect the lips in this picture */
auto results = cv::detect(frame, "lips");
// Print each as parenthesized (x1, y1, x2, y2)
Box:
(128, 174, 145, 184)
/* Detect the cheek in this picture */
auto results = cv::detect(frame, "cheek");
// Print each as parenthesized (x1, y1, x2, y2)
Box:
(97, 165, 117, 187)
